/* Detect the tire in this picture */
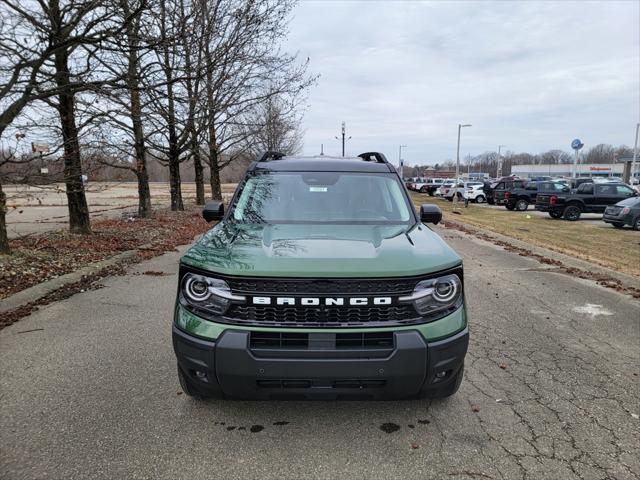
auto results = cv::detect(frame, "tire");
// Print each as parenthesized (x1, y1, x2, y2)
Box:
(419, 364, 464, 399)
(563, 205, 582, 221)
(515, 199, 529, 211)
(633, 217, 640, 231)
(487, 198, 495, 205)
(456, 192, 463, 200)
(420, 186, 428, 194)
(475, 195, 485, 204)
(177, 364, 223, 400)
(611, 222, 624, 229)
(549, 210, 562, 219)
(505, 203, 515, 211)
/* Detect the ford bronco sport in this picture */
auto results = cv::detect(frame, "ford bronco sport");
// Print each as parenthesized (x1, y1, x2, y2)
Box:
(173, 151, 468, 400)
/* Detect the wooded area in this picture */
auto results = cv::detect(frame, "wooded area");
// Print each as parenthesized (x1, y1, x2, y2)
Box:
(0, 0, 315, 253)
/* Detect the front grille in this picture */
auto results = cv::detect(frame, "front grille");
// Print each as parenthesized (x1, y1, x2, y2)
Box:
(180, 267, 463, 328)
(605, 206, 621, 214)
(227, 278, 418, 295)
(225, 304, 419, 327)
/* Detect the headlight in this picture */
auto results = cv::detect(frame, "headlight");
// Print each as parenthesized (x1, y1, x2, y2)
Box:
(181, 273, 245, 316)
(400, 274, 463, 316)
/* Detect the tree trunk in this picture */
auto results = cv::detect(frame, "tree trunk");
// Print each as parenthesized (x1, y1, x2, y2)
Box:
(209, 155, 221, 201)
(168, 153, 183, 211)
(0, 181, 9, 254)
(194, 149, 205, 205)
(124, 0, 152, 218)
(136, 168, 152, 217)
(54, 45, 91, 234)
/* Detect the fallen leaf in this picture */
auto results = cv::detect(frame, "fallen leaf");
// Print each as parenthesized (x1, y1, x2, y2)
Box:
(411, 443, 419, 449)
(499, 363, 507, 370)
(471, 405, 480, 413)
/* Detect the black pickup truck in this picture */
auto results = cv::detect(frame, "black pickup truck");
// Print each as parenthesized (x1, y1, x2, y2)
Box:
(503, 181, 570, 211)
(536, 182, 638, 220)
(491, 177, 527, 206)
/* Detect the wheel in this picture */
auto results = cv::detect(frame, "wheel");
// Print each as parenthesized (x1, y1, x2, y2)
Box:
(420, 186, 428, 194)
(177, 364, 223, 400)
(611, 222, 624, 229)
(515, 199, 529, 211)
(634, 217, 640, 231)
(487, 198, 495, 205)
(549, 210, 562, 219)
(563, 205, 582, 221)
(419, 364, 464, 399)
(475, 195, 485, 204)
(456, 192, 463, 200)
(505, 203, 515, 211)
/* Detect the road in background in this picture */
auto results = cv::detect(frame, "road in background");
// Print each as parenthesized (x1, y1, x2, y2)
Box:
(1, 226, 638, 479)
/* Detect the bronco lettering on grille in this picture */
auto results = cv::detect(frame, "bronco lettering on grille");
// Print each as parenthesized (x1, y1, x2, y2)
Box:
(251, 297, 393, 306)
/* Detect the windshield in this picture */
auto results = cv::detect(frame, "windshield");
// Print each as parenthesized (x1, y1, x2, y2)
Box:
(231, 172, 413, 224)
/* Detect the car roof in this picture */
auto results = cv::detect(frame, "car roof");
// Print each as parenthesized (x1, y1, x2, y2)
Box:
(252, 155, 395, 173)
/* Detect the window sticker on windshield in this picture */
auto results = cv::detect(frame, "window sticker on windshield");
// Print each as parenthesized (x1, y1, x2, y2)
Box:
(309, 186, 328, 192)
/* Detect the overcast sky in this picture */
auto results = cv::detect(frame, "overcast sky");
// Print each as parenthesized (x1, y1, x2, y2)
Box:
(285, 0, 639, 166)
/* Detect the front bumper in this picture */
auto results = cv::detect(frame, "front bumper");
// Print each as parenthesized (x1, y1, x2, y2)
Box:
(173, 325, 468, 400)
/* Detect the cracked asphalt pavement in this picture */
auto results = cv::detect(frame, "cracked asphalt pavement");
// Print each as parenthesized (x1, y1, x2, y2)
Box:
(1, 226, 639, 479)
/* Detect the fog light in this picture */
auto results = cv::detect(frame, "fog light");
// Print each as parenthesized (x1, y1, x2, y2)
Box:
(195, 370, 209, 383)
(435, 371, 447, 378)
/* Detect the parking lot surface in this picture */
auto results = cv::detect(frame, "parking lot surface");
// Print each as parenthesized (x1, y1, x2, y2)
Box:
(1, 226, 639, 480)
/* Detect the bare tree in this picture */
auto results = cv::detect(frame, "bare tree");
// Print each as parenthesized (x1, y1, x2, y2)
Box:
(197, 0, 316, 200)
(243, 94, 304, 158)
(0, 0, 144, 233)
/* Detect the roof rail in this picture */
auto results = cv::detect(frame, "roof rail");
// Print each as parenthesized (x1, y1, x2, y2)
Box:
(259, 151, 286, 162)
(358, 152, 389, 164)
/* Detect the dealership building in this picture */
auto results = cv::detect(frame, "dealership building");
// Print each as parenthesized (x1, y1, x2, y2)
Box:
(511, 163, 627, 179)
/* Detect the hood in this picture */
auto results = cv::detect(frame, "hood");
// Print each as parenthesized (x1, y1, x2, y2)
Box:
(181, 222, 461, 277)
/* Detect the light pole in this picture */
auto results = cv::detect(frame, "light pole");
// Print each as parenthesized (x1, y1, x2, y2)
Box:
(335, 121, 351, 157)
(456, 124, 472, 180)
(496, 144, 506, 177)
(398, 145, 407, 179)
(632, 123, 639, 185)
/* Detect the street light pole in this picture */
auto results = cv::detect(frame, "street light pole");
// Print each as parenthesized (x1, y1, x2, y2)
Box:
(335, 121, 351, 157)
(456, 124, 472, 180)
(497, 144, 506, 177)
(632, 123, 639, 185)
(399, 145, 407, 179)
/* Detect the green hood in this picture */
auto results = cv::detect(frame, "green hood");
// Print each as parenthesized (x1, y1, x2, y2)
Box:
(181, 222, 461, 277)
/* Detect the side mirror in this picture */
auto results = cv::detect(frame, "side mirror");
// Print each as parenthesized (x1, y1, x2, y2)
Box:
(420, 204, 442, 225)
(202, 201, 224, 222)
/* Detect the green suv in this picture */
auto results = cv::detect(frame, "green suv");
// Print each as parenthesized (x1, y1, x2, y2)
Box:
(173, 152, 468, 400)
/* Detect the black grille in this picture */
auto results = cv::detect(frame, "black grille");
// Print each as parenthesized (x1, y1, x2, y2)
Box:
(227, 277, 418, 295)
(226, 304, 419, 327)
(249, 332, 394, 349)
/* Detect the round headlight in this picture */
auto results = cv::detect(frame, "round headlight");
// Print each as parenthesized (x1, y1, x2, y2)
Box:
(184, 276, 210, 302)
(433, 277, 458, 303)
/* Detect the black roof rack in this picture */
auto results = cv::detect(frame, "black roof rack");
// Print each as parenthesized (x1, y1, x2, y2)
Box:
(358, 152, 389, 164)
(259, 151, 286, 162)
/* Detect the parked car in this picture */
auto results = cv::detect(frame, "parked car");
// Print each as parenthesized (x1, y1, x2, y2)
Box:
(436, 181, 455, 196)
(464, 184, 487, 203)
(174, 150, 468, 400)
(417, 178, 446, 195)
(503, 181, 570, 211)
(536, 182, 638, 220)
(603, 196, 640, 230)
(492, 177, 527, 206)
(444, 181, 483, 201)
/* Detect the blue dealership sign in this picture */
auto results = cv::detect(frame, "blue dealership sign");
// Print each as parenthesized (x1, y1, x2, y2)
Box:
(571, 139, 584, 150)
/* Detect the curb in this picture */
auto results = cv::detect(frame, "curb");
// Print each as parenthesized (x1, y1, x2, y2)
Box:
(0, 245, 151, 315)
